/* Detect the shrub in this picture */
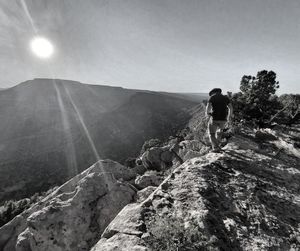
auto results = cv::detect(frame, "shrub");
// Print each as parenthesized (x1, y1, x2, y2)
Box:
(0, 191, 47, 227)
(140, 138, 162, 154)
(0, 199, 30, 227)
(145, 214, 206, 251)
(276, 94, 300, 125)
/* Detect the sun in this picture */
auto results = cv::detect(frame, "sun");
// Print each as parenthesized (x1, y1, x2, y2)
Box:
(30, 37, 54, 59)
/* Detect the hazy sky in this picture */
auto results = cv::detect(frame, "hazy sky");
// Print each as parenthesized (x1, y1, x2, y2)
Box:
(0, 0, 299, 93)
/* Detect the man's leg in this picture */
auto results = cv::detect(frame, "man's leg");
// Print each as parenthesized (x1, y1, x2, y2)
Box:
(208, 120, 219, 150)
(215, 121, 227, 145)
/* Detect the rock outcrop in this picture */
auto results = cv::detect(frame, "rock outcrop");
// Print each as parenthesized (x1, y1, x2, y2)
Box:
(2, 125, 300, 250)
(0, 160, 137, 251)
(92, 126, 300, 250)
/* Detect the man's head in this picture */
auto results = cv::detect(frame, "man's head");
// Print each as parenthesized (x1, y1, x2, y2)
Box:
(209, 88, 222, 96)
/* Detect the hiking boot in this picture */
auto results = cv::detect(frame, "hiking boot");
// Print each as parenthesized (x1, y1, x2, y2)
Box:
(220, 141, 228, 148)
(211, 147, 222, 153)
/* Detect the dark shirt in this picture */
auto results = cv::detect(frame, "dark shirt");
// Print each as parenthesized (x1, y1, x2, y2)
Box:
(208, 93, 230, 120)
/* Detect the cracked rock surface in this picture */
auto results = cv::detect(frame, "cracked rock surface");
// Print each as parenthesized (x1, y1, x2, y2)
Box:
(92, 126, 300, 250)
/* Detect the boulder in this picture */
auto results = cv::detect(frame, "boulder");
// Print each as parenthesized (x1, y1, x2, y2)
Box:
(19, 173, 135, 251)
(135, 172, 164, 190)
(0, 160, 136, 251)
(141, 143, 182, 171)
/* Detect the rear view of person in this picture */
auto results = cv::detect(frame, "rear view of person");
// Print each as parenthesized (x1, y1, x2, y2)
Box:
(205, 88, 233, 152)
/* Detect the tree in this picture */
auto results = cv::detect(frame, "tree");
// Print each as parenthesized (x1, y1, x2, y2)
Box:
(236, 70, 280, 122)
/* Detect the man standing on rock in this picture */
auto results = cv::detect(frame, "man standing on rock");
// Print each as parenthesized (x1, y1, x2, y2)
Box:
(205, 88, 233, 152)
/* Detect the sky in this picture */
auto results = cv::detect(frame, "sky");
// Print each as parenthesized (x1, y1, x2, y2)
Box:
(0, 0, 299, 94)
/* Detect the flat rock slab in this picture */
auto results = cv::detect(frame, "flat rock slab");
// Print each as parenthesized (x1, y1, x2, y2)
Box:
(91, 233, 149, 251)
(102, 203, 146, 239)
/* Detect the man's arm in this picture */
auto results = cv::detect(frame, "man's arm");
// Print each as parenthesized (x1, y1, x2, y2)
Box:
(227, 103, 233, 121)
(205, 102, 212, 117)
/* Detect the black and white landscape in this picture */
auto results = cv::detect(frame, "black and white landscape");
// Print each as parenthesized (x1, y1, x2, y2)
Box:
(0, 1, 300, 250)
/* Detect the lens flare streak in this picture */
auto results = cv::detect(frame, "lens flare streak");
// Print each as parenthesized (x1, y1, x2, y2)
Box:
(62, 85, 101, 162)
(53, 81, 78, 177)
(20, 0, 38, 34)
(54, 82, 113, 189)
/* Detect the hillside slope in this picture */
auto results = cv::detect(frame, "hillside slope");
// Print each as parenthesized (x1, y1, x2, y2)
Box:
(0, 79, 196, 204)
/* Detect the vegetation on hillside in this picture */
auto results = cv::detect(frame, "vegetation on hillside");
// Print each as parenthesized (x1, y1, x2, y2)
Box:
(145, 214, 206, 251)
(231, 70, 299, 127)
(140, 138, 162, 154)
(0, 187, 57, 227)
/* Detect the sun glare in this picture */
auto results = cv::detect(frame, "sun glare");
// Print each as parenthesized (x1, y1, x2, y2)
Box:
(30, 37, 54, 59)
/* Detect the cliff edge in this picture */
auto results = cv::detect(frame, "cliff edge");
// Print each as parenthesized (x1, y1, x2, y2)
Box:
(92, 125, 300, 250)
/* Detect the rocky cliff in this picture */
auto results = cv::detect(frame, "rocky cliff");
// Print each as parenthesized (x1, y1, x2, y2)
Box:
(92, 125, 300, 250)
(1, 125, 300, 250)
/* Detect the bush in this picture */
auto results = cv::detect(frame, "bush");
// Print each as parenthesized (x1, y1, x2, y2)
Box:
(276, 94, 300, 125)
(0, 191, 50, 227)
(140, 138, 162, 154)
(145, 214, 207, 251)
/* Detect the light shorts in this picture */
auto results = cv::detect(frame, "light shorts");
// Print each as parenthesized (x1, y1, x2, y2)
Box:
(208, 119, 227, 134)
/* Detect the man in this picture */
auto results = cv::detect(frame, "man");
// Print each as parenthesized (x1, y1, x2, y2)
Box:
(205, 88, 233, 152)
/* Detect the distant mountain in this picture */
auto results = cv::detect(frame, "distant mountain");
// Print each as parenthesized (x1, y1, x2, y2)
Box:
(0, 79, 196, 203)
(159, 92, 208, 103)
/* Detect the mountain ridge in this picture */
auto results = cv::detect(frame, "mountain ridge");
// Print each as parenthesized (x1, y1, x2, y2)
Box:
(0, 79, 197, 204)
